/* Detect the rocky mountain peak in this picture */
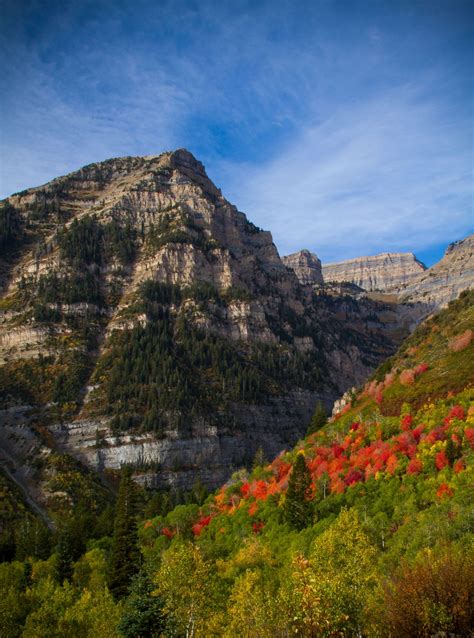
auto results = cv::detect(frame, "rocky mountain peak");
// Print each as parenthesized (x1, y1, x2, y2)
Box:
(400, 233, 474, 308)
(445, 235, 472, 256)
(282, 249, 323, 285)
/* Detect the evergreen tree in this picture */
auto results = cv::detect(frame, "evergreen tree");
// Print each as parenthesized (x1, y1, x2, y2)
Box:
(108, 467, 141, 599)
(252, 446, 266, 470)
(55, 517, 85, 583)
(283, 453, 313, 530)
(306, 400, 327, 436)
(118, 570, 166, 638)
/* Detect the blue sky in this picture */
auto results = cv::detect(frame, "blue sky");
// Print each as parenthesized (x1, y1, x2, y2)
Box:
(0, 0, 472, 265)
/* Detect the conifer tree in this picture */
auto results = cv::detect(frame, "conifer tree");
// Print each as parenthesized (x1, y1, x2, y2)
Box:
(284, 452, 313, 530)
(306, 400, 327, 436)
(55, 516, 85, 583)
(108, 467, 141, 599)
(118, 570, 166, 638)
(252, 446, 266, 470)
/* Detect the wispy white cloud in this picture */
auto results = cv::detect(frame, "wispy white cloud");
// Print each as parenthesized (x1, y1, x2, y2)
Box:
(222, 83, 473, 263)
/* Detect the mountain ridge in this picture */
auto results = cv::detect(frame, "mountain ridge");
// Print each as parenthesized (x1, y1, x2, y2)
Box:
(284, 238, 473, 312)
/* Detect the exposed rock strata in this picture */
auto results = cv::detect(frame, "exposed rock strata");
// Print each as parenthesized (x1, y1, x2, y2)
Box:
(322, 252, 426, 292)
(400, 235, 474, 309)
(282, 249, 323, 285)
(50, 389, 325, 489)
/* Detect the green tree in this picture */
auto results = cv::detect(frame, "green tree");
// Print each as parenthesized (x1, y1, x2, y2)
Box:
(55, 518, 85, 584)
(221, 540, 286, 637)
(224, 569, 285, 638)
(63, 587, 122, 638)
(21, 578, 76, 638)
(118, 571, 165, 638)
(252, 446, 266, 470)
(283, 453, 313, 530)
(108, 468, 140, 599)
(306, 400, 327, 435)
(154, 542, 225, 637)
(287, 508, 378, 636)
(0, 561, 31, 638)
(15, 518, 51, 562)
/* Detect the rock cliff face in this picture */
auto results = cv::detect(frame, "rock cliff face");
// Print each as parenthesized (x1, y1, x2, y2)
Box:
(400, 235, 474, 309)
(282, 250, 323, 285)
(320, 237, 473, 312)
(322, 252, 427, 292)
(0, 150, 403, 494)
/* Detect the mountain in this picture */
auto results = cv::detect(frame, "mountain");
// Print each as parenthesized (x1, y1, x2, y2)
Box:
(320, 239, 474, 311)
(2, 289, 472, 638)
(0, 150, 402, 497)
(322, 251, 427, 292)
(282, 249, 323, 285)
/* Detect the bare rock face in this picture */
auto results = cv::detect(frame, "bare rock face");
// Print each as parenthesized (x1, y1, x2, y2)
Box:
(282, 249, 324, 285)
(49, 389, 324, 490)
(400, 234, 474, 309)
(322, 252, 427, 292)
(0, 149, 402, 491)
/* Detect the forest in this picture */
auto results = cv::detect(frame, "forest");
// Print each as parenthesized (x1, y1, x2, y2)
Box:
(1, 291, 473, 637)
(87, 278, 323, 435)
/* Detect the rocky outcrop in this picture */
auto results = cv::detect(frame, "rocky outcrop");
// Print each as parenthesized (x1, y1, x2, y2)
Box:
(49, 388, 328, 490)
(282, 250, 323, 285)
(400, 235, 474, 309)
(322, 252, 426, 292)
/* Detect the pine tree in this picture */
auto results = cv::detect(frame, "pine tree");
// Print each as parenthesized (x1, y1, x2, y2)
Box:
(284, 453, 313, 530)
(118, 570, 166, 638)
(55, 516, 85, 583)
(108, 467, 141, 599)
(252, 446, 266, 470)
(306, 400, 327, 436)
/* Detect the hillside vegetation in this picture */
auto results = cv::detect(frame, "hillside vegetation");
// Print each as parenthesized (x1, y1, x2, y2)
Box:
(1, 291, 473, 637)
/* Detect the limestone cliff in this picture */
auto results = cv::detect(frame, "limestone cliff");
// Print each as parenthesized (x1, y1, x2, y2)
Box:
(282, 249, 323, 285)
(400, 234, 474, 309)
(322, 252, 426, 292)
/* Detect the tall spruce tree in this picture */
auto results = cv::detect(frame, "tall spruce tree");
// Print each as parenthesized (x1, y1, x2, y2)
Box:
(306, 400, 327, 436)
(118, 570, 166, 637)
(284, 452, 313, 530)
(108, 467, 141, 599)
(55, 516, 85, 583)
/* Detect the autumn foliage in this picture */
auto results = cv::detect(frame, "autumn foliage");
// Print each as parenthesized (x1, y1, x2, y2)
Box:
(448, 328, 472, 352)
(380, 547, 474, 637)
